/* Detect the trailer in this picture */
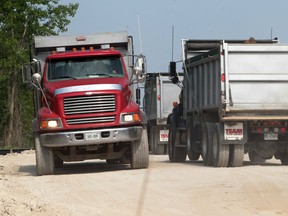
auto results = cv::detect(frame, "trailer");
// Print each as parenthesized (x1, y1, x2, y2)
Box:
(168, 38, 288, 167)
(144, 73, 182, 154)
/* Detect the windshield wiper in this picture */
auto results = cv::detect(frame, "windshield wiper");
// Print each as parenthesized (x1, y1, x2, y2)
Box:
(56, 76, 77, 80)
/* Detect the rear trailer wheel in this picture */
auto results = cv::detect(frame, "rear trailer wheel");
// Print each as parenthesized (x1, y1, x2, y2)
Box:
(186, 118, 201, 161)
(201, 123, 213, 166)
(228, 144, 244, 167)
(248, 151, 266, 163)
(212, 123, 229, 167)
(131, 128, 149, 169)
(168, 115, 186, 162)
(35, 133, 55, 175)
(279, 152, 288, 165)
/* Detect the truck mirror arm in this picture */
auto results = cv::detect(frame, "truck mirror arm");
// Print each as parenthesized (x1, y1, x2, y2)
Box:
(32, 73, 52, 114)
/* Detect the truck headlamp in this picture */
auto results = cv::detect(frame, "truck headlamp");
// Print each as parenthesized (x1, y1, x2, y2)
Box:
(121, 113, 140, 123)
(41, 119, 63, 129)
(124, 114, 133, 122)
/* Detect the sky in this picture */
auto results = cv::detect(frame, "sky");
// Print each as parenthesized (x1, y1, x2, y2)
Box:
(59, 0, 288, 72)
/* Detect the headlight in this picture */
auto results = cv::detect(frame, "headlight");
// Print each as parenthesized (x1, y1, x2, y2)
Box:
(121, 113, 140, 123)
(124, 114, 133, 122)
(40, 118, 63, 129)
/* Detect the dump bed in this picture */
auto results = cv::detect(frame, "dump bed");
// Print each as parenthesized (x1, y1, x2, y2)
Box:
(183, 39, 288, 121)
(33, 31, 134, 78)
(144, 73, 182, 124)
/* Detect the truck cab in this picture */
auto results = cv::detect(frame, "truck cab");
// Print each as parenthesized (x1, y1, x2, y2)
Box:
(23, 32, 149, 175)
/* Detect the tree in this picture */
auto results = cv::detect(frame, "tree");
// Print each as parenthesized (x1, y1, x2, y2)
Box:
(0, 0, 79, 148)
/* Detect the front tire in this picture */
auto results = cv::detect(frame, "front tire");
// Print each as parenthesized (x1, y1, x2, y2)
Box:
(35, 133, 55, 175)
(168, 114, 186, 162)
(131, 128, 149, 169)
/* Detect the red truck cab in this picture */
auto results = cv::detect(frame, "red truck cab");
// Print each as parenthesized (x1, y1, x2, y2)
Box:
(23, 32, 149, 175)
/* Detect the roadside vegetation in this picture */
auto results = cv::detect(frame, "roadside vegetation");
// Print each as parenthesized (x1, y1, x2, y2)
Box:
(0, 0, 78, 148)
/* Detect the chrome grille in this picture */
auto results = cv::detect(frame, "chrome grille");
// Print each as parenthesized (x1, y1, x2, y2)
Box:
(64, 95, 116, 115)
(66, 115, 115, 125)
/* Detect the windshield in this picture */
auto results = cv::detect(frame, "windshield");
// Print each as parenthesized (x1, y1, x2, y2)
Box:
(47, 56, 125, 81)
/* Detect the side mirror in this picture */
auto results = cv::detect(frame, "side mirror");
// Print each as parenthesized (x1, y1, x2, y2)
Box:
(22, 60, 42, 84)
(133, 54, 145, 75)
(33, 61, 42, 74)
(169, 61, 176, 77)
(32, 73, 42, 85)
(169, 61, 179, 84)
(137, 73, 146, 83)
(22, 64, 32, 83)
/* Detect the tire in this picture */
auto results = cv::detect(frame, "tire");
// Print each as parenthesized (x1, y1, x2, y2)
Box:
(168, 114, 186, 162)
(279, 152, 288, 165)
(35, 133, 55, 175)
(212, 123, 229, 167)
(248, 151, 266, 163)
(228, 144, 244, 167)
(131, 128, 149, 169)
(186, 117, 201, 161)
(201, 123, 213, 166)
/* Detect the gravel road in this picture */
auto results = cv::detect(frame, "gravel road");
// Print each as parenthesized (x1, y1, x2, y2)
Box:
(1, 150, 288, 216)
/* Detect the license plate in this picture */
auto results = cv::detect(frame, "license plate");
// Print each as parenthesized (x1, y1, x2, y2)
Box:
(159, 130, 169, 142)
(264, 133, 278, 140)
(85, 132, 100, 140)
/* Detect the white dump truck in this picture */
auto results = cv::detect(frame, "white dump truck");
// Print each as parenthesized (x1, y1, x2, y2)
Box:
(168, 38, 288, 167)
(144, 73, 182, 154)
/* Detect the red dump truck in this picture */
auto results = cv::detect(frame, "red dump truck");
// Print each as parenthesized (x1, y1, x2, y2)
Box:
(22, 31, 149, 175)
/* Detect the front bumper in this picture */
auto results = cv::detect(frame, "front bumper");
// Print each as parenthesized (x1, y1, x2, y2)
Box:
(40, 126, 143, 147)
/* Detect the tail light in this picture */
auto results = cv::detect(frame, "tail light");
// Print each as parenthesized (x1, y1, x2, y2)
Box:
(221, 73, 225, 82)
(280, 127, 287, 133)
(254, 121, 288, 134)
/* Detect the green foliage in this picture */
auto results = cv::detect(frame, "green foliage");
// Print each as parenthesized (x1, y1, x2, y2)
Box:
(0, 0, 79, 148)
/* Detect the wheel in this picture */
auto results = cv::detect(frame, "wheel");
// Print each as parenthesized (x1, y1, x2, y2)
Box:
(228, 144, 244, 167)
(248, 151, 266, 163)
(186, 117, 201, 161)
(279, 152, 288, 165)
(35, 133, 54, 175)
(131, 128, 149, 169)
(212, 123, 229, 167)
(201, 123, 213, 166)
(168, 114, 186, 162)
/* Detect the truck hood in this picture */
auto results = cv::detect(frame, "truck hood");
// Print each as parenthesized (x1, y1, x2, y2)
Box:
(45, 78, 129, 96)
